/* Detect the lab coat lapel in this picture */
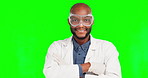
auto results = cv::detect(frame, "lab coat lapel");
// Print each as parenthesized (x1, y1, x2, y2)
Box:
(85, 36, 96, 63)
(63, 36, 96, 64)
(62, 37, 74, 64)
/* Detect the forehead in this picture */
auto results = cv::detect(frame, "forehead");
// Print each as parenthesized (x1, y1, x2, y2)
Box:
(70, 7, 91, 15)
(70, 16, 92, 19)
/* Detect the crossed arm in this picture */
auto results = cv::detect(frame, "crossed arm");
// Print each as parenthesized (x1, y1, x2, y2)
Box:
(43, 42, 121, 78)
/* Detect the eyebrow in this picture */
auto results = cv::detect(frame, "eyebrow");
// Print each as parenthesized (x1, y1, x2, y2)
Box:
(83, 16, 92, 18)
(71, 16, 79, 19)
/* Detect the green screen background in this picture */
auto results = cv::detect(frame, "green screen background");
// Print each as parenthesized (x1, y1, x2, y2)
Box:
(1, 0, 148, 78)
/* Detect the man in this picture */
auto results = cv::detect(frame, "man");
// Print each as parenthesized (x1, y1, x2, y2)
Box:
(43, 3, 122, 78)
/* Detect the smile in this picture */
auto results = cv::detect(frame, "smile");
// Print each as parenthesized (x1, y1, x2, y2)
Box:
(77, 30, 85, 32)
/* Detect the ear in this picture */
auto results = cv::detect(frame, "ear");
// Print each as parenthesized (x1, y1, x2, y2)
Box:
(92, 19, 94, 25)
(68, 18, 71, 26)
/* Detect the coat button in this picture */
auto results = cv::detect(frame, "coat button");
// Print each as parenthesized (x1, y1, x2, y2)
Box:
(63, 45, 67, 47)
(91, 49, 96, 51)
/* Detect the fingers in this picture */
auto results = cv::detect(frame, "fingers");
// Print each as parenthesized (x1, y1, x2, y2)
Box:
(81, 62, 91, 73)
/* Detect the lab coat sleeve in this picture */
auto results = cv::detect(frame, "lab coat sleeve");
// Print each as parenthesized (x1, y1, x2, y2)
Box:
(86, 42, 122, 78)
(43, 42, 79, 78)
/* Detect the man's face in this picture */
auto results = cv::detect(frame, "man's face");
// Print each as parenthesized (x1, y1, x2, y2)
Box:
(70, 24, 92, 40)
(69, 7, 93, 39)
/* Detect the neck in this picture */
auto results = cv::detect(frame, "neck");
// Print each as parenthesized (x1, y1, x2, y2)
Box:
(73, 35, 90, 45)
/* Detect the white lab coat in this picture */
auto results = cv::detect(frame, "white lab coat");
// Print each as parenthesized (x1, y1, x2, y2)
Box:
(43, 35, 122, 78)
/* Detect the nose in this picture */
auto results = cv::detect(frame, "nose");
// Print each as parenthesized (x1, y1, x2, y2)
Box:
(79, 23, 84, 27)
(78, 20, 84, 27)
(76, 24, 86, 30)
(77, 24, 85, 28)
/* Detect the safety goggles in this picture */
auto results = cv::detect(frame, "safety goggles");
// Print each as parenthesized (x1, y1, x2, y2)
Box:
(68, 13, 94, 27)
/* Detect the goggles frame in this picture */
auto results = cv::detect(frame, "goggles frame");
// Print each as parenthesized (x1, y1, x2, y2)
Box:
(68, 13, 94, 27)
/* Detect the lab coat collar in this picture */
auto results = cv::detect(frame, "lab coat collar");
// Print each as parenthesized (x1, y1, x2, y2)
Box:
(63, 34, 97, 64)
(72, 37, 90, 52)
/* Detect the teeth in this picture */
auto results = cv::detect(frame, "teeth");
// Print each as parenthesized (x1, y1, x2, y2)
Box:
(78, 30, 85, 32)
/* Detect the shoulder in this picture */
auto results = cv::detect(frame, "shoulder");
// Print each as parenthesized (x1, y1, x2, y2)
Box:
(91, 37, 118, 54)
(47, 37, 72, 54)
(92, 37, 114, 47)
(49, 36, 72, 48)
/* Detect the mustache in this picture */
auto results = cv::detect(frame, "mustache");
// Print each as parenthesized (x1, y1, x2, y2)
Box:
(73, 27, 88, 31)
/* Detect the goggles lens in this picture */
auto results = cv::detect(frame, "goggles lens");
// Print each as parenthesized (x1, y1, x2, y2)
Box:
(69, 14, 93, 27)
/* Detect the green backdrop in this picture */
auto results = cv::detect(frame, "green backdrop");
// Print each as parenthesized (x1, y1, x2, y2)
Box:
(1, 0, 148, 78)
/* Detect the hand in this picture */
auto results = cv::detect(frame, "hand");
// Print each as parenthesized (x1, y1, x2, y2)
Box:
(88, 62, 105, 75)
(80, 62, 91, 73)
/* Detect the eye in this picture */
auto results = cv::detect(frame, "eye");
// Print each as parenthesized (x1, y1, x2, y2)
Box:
(72, 19, 78, 22)
(84, 19, 90, 21)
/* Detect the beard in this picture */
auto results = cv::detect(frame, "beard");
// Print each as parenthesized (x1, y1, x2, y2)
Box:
(70, 26, 92, 40)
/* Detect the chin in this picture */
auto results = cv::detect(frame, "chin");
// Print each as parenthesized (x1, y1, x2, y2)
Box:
(75, 34, 88, 40)
(77, 35, 85, 38)
(76, 33, 86, 37)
